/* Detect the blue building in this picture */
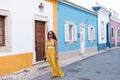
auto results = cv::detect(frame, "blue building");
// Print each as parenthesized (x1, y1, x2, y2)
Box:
(57, 0, 98, 59)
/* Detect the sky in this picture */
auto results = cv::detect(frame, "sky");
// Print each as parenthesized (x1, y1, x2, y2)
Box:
(68, 0, 120, 14)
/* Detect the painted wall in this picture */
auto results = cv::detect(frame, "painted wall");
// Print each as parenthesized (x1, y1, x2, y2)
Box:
(97, 10, 110, 51)
(0, 0, 53, 75)
(58, 2, 97, 53)
(110, 19, 120, 46)
(98, 13, 108, 43)
(0, 0, 53, 55)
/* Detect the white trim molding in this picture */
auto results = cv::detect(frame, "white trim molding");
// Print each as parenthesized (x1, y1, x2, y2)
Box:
(64, 21, 77, 43)
(0, 9, 12, 53)
(32, 15, 48, 64)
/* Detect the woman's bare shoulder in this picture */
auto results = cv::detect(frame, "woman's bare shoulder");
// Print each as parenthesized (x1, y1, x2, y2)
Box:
(53, 39, 57, 43)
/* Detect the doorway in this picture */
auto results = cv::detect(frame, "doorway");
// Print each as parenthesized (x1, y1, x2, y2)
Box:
(80, 24, 85, 53)
(35, 21, 45, 61)
(106, 23, 110, 47)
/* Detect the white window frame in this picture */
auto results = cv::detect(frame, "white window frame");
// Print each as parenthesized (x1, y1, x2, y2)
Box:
(0, 9, 11, 52)
(64, 21, 77, 43)
(88, 25, 95, 42)
(101, 21, 105, 39)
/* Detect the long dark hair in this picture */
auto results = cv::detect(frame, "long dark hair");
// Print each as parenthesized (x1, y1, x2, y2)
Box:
(47, 31, 57, 40)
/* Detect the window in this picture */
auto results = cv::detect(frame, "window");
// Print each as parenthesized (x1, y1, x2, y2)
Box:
(101, 21, 105, 39)
(65, 21, 77, 43)
(0, 16, 5, 46)
(88, 25, 95, 41)
(0, 9, 11, 52)
(111, 28, 114, 37)
(68, 25, 72, 40)
(118, 28, 120, 38)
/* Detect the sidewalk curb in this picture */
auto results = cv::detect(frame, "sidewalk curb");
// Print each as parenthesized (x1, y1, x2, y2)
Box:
(0, 47, 119, 80)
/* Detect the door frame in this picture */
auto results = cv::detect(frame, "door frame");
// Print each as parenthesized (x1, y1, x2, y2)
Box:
(80, 24, 85, 53)
(106, 23, 110, 47)
(33, 15, 48, 64)
(115, 28, 118, 46)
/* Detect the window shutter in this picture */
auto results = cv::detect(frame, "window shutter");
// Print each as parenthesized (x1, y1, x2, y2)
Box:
(74, 25, 77, 41)
(88, 26, 91, 41)
(93, 28, 95, 40)
(114, 28, 115, 37)
(72, 26, 75, 41)
(101, 21, 104, 39)
(64, 24, 69, 42)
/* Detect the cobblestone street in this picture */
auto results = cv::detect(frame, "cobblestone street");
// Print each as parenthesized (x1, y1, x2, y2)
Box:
(32, 48, 120, 80)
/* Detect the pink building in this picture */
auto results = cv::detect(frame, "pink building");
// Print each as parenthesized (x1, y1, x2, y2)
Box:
(110, 10, 120, 47)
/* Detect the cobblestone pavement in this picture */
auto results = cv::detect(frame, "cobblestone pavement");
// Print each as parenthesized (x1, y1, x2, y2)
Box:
(32, 48, 120, 80)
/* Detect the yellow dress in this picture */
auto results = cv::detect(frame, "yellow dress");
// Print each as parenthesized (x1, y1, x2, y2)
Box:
(46, 40, 64, 77)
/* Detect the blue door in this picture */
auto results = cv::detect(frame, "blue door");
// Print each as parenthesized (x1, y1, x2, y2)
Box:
(106, 23, 111, 48)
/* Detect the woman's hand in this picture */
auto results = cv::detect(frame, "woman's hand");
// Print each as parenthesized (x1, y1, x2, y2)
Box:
(44, 56, 47, 62)
(56, 55, 58, 60)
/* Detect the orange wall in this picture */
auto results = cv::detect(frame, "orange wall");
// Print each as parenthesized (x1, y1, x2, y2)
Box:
(0, 52, 33, 76)
(46, 0, 58, 37)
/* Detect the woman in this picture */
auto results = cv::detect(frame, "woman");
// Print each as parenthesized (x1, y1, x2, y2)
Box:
(45, 31, 64, 78)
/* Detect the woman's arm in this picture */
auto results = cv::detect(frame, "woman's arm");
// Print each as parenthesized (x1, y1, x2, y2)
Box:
(54, 40, 58, 59)
(44, 41, 47, 61)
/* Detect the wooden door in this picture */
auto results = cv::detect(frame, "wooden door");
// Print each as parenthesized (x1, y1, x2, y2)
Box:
(35, 21, 45, 61)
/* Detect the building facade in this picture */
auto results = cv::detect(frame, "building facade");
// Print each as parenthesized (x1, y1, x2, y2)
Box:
(0, 0, 53, 76)
(110, 10, 120, 47)
(1, 0, 120, 76)
(92, 5, 110, 51)
(58, 0, 98, 59)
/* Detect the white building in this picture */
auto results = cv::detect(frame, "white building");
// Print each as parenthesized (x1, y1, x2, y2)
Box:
(0, 0, 53, 76)
(92, 5, 110, 51)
